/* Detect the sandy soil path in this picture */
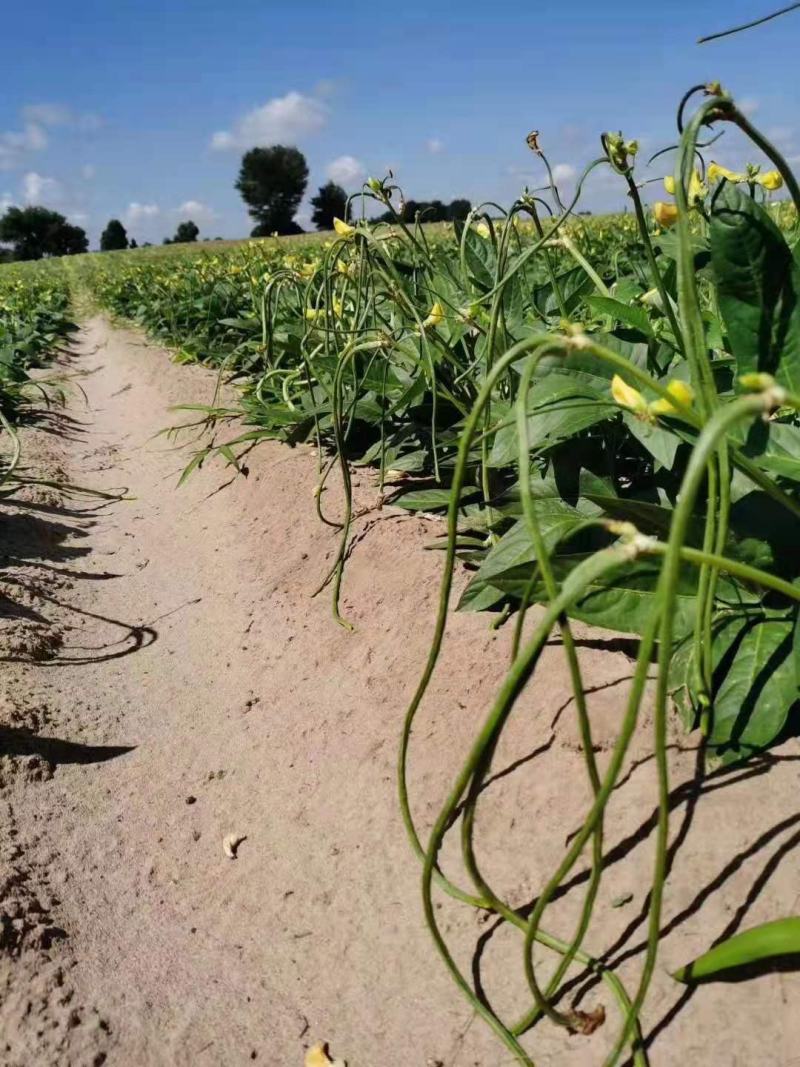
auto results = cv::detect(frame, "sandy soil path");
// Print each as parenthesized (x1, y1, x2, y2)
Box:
(2, 317, 800, 1067)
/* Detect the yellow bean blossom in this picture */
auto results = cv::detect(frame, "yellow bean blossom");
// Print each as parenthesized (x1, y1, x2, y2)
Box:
(739, 372, 776, 391)
(663, 170, 706, 203)
(474, 220, 491, 239)
(689, 168, 707, 204)
(708, 161, 744, 184)
(653, 201, 678, 228)
(649, 379, 695, 416)
(305, 1042, 346, 1067)
(757, 170, 783, 191)
(422, 301, 444, 329)
(333, 217, 355, 239)
(611, 374, 649, 416)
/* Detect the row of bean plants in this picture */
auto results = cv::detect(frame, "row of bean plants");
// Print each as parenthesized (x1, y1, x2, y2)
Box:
(0, 263, 76, 487)
(83, 82, 800, 1064)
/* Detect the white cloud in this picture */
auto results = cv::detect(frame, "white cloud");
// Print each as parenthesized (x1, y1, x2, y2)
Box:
(174, 199, 216, 223)
(426, 137, 444, 154)
(739, 98, 759, 117)
(552, 163, 577, 183)
(0, 191, 15, 214)
(22, 104, 103, 132)
(22, 103, 72, 126)
(326, 154, 365, 187)
(0, 103, 104, 172)
(81, 163, 96, 180)
(0, 123, 47, 169)
(125, 202, 160, 223)
(69, 211, 89, 225)
(211, 91, 327, 150)
(22, 171, 62, 204)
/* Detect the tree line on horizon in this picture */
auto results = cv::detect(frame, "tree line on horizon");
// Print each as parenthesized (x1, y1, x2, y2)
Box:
(0, 143, 471, 260)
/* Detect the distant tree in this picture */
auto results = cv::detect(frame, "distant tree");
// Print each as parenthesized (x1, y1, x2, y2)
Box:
(0, 206, 88, 260)
(100, 218, 128, 251)
(376, 196, 471, 225)
(49, 221, 89, 256)
(447, 198, 471, 221)
(129, 237, 138, 249)
(173, 220, 199, 243)
(249, 219, 305, 237)
(310, 181, 348, 230)
(235, 145, 308, 235)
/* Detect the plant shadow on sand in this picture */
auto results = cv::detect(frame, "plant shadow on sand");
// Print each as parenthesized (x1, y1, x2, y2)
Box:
(0, 491, 159, 666)
(461, 685, 800, 1061)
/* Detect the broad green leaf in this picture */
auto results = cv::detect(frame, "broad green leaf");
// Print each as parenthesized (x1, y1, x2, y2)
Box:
(675, 611, 799, 764)
(586, 295, 654, 337)
(710, 183, 800, 392)
(533, 266, 595, 317)
(623, 411, 680, 470)
(457, 502, 588, 611)
(392, 487, 479, 511)
(489, 375, 616, 467)
(733, 417, 800, 484)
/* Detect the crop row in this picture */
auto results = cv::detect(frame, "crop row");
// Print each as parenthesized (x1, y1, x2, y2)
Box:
(75, 84, 800, 1065)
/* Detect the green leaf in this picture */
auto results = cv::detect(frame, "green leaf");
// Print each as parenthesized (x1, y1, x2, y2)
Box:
(710, 183, 800, 392)
(461, 225, 496, 290)
(392, 487, 479, 511)
(705, 611, 797, 764)
(458, 502, 587, 611)
(533, 266, 595, 317)
(623, 411, 680, 470)
(489, 374, 616, 467)
(586, 295, 654, 337)
(733, 417, 800, 484)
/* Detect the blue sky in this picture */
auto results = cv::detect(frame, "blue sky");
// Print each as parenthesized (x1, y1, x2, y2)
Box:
(3, 0, 799, 247)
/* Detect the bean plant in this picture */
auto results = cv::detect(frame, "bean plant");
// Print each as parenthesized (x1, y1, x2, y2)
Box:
(0, 264, 75, 487)
(83, 82, 800, 1063)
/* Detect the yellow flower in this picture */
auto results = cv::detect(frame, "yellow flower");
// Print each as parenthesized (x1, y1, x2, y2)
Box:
(611, 374, 648, 415)
(663, 175, 676, 195)
(708, 161, 743, 184)
(653, 201, 678, 228)
(474, 221, 491, 239)
(304, 307, 320, 321)
(305, 1042, 346, 1067)
(688, 168, 707, 204)
(333, 217, 355, 239)
(757, 170, 783, 191)
(739, 372, 775, 391)
(336, 258, 356, 278)
(649, 379, 695, 417)
(298, 260, 318, 279)
(422, 301, 444, 329)
(332, 297, 344, 317)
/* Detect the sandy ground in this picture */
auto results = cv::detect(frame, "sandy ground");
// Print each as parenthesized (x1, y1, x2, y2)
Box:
(1, 316, 799, 1067)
